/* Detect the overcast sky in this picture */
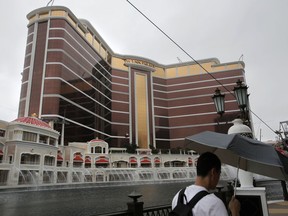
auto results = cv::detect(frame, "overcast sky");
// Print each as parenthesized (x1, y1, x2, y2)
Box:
(0, 0, 287, 141)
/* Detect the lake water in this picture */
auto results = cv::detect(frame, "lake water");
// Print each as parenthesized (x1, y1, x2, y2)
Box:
(0, 181, 284, 216)
(0, 181, 191, 216)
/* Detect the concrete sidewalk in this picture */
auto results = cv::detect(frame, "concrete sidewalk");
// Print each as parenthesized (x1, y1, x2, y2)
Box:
(268, 201, 288, 216)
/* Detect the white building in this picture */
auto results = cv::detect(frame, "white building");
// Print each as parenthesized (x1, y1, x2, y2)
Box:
(0, 116, 202, 187)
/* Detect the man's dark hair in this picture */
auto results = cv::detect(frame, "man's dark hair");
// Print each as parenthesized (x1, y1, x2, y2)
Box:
(196, 152, 221, 177)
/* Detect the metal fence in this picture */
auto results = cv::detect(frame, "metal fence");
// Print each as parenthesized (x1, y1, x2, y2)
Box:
(96, 190, 171, 216)
(97, 204, 171, 216)
(143, 205, 171, 216)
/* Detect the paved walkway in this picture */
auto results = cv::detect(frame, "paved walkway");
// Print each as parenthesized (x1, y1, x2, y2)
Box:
(268, 201, 288, 216)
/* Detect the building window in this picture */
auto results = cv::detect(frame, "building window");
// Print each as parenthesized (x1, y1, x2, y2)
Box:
(39, 135, 48, 144)
(0, 129, 5, 137)
(23, 131, 37, 142)
(91, 147, 94, 153)
(57, 160, 63, 167)
(21, 153, 40, 165)
(95, 146, 102, 153)
(44, 156, 55, 166)
(12, 130, 23, 141)
(9, 156, 13, 164)
(49, 138, 56, 146)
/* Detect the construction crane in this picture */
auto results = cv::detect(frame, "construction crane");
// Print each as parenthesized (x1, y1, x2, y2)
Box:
(279, 121, 288, 140)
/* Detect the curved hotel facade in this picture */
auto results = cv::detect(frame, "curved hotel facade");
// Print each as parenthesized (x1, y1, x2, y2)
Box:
(19, 6, 245, 149)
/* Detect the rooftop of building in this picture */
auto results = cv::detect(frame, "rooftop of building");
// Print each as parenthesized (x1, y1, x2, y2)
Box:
(12, 114, 52, 129)
(26, 5, 245, 73)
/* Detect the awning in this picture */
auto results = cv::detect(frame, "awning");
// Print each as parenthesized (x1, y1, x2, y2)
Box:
(57, 155, 63, 161)
(0, 150, 3, 156)
(154, 158, 161, 164)
(85, 157, 91, 164)
(95, 157, 109, 164)
(73, 155, 84, 163)
(140, 158, 151, 164)
(129, 158, 137, 164)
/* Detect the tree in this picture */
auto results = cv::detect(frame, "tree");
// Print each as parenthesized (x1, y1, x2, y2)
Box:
(125, 143, 138, 154)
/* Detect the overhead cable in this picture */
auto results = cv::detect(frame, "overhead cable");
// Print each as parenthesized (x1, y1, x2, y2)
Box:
(126, 0, 276, 134)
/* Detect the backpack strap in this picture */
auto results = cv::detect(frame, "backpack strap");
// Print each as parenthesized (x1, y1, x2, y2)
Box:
(177, 188, 188, 205)
(186, 190, 209, 209)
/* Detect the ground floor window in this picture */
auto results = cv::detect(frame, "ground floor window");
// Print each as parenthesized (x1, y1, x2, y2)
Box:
(0, 170, 9, 185)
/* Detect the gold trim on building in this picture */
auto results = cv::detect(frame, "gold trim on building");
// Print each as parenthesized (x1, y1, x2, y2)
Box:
(135, 73, 149, 148)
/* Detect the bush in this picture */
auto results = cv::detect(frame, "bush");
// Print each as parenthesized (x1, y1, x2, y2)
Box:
(149, 145, 159, 154)
(125, 143, 138, 154)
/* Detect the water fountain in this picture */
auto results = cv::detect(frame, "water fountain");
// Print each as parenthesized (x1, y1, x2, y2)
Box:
(1, 163, 233, 189)
(82, 168, 93, 182)
(71, 171, 82, 183)
(57, 171, 68, 183)
(107, 169, 133, 182)
(172, 169, 188, 179)
(17, 170, 38, 185)
(157, 170, 170, 180)
(43, 170, 53, 184)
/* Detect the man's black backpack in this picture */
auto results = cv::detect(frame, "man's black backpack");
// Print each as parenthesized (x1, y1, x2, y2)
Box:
(169, 188, 209, 216)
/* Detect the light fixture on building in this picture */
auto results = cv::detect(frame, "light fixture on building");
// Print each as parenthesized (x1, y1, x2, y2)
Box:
(212, 88, 225, 116)
(212, 79, 249, 121)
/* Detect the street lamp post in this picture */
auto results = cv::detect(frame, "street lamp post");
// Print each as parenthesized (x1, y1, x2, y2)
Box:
(212, 80, 254, 187)
(212, 80, 288, 196)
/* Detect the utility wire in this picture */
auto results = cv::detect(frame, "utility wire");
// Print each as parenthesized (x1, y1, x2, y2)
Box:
(46, 0, 54, 7)
(126, 0, 276, 134)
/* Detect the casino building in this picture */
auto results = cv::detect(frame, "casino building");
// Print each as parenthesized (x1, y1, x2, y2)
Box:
(19, 6, 246, 149)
